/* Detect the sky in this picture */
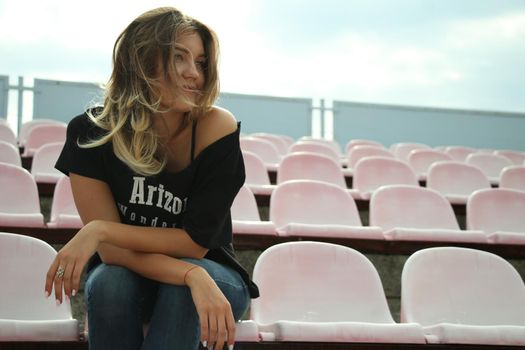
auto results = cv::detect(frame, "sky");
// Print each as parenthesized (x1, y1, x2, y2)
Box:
(1, 0, 525, 116)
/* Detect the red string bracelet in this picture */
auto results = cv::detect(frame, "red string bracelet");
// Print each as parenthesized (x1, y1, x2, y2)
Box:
(183, 266, 200, 285)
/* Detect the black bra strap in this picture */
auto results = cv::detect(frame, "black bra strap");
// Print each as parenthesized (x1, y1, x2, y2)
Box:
(190, 119, 197, 161)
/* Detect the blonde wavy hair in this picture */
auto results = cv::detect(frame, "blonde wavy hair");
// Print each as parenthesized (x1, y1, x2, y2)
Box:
(82, 7, 220, 175)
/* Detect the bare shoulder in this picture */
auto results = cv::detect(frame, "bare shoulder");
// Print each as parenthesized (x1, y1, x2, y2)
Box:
(195, 106, 238, 151)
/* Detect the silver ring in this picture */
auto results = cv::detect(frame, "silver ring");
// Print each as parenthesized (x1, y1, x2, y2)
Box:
(56, 266, 65, 279)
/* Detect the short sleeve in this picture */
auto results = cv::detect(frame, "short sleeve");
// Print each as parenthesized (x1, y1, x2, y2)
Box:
(55, 112, 110, 182)
(183, 124, 245, 249)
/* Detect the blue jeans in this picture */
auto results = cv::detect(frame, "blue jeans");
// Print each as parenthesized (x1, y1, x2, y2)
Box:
(85, 258, 250, 350)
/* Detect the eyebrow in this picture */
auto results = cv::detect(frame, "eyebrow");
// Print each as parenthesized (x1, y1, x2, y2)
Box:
(174, 44, 205, 59)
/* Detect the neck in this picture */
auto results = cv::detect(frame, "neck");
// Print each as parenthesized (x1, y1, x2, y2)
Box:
(154, 110, 188, 141)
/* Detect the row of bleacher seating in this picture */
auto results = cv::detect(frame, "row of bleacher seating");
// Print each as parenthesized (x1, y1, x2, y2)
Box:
(232, 181, 525, 246)
(2, 157, 524, 247)
(243, 150, 525, 203)
(2, 233, 524, 347)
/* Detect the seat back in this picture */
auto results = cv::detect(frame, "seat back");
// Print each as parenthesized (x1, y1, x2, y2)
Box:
(277, 152, 346, 188)
(467, 188, 525, 233)
(49, 176, 82, 226)
(444, 146, 476, 162)
(270, 180, 361, 228)
(390, 143, 430, 162)
(0, 140, 22, 167)
(345, 139, 384, 154)
(370, 185, 459, 231)
(0, 163, 41, 214)
(499, 165, 525, 191)
(407, 149, 453, 177)
(240, 137, 281, 165)
(401, 247, 525, 326)
(231, 185, 261, 221)
(466, 153, 513, 180)
(297, 137, 342, 156)
(251, 133, 289, 155)
(31, 142, 65, 182)
(353, 157, 418, 194)
(19, 119, 66, 147)
(242, 151, 271, 186)
(426, 161, 491, 198)
(289, 141, 340, 163)
(23, 124, 67, 157)
(0, 124, 17, 146)
(347, 145, 393, 170)
(494, 150, 525, 165)
(251, 241, 394, 324)
(0, 232, 74, 320)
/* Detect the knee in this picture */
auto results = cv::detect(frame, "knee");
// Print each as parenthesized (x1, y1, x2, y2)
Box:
(86, 265, 143, 311)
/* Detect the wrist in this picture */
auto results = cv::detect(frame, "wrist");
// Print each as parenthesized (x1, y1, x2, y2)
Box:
(184, 266, 207, 287)
(88, 220, 109, 244)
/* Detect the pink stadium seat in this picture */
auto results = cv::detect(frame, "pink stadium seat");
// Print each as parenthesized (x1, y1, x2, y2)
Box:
(346, 145, 394, 174)
(426, 161, 491, 205)
(277, 152, 348, 191)
(289, 141, 341, 164)
(345, 139, 384, 154)
(0, 232, 79, 340)
(466, 153, 513, 185)
(407, 149, 453, 181)
(240, 137, 281, 172)
(22, 124, 67, 157)
(276, 134, 294, 149)
(351, 157, 419, 201)
(390, 142, 431, 162)
(0, 163, 44, 228)
(444, 146, 477, 162)
(30, 142, 65, 184)
(251, 241, 425, 343)
(47, 176, 83, 229)
(467, 188, 525, 245)
(18, 119, 66, 148)
(499, 165, 525, 191)
(241, 151, 275, 196)
(251, 133, 289, 156)
(0, 124, 17, 146)
(270, 180, 383, 239)
(231, 185, 276, 236)
(0, 140, 22, 167)
(401, 247, 525, 345)
(494, 150, 525, 165)
(298, 137, 343, 156)
(370, 185, 486, 243)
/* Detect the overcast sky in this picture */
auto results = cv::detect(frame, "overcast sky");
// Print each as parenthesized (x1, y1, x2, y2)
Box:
(1, 0, 525, 114)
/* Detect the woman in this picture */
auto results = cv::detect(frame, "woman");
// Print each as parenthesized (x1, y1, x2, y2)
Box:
(44, 7, 258, 350)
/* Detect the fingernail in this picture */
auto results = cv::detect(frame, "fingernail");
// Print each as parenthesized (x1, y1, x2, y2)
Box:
(45, 291, 49, 298)
(56, 299, 61, 306)
(229, 345, 234, 350)
(202, 340, 207, 348)
(72, 289, 77, 297)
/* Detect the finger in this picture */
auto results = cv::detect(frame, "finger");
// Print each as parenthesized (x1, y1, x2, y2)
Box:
(45, 258, 60, 297)
(53, 263, 66, 304)
(71, 259, 84, 297)
(208, 313, 218, 350)
(226, 309, 236, 349)
(198, 310, 209, 348)
(62, 262, 75, 298)
(215, 314, 227, 350)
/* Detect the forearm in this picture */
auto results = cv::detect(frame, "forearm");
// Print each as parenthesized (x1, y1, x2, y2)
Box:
(92, 220, 208, 259)
(99, 243, 201, 285)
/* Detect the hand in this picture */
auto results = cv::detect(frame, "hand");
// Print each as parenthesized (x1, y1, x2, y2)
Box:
(186, 267, 236, 350)
(44, 220, 104, 304)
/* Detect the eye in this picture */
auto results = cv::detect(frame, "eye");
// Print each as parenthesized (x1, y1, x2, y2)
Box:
(174, 53, 184, 63)
(195, 60, 207, 71)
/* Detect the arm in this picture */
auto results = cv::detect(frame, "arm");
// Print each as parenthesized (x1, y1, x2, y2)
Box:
(70, 173, 208, 261)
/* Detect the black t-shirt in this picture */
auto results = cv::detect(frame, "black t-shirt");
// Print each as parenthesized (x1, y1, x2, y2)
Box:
(55, 111, 259, 298)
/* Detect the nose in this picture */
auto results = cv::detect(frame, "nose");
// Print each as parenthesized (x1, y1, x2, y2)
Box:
(181, 60, 199, 80)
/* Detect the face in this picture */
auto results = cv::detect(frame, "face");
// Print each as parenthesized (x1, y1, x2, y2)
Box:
(156, 32, 207, 113)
